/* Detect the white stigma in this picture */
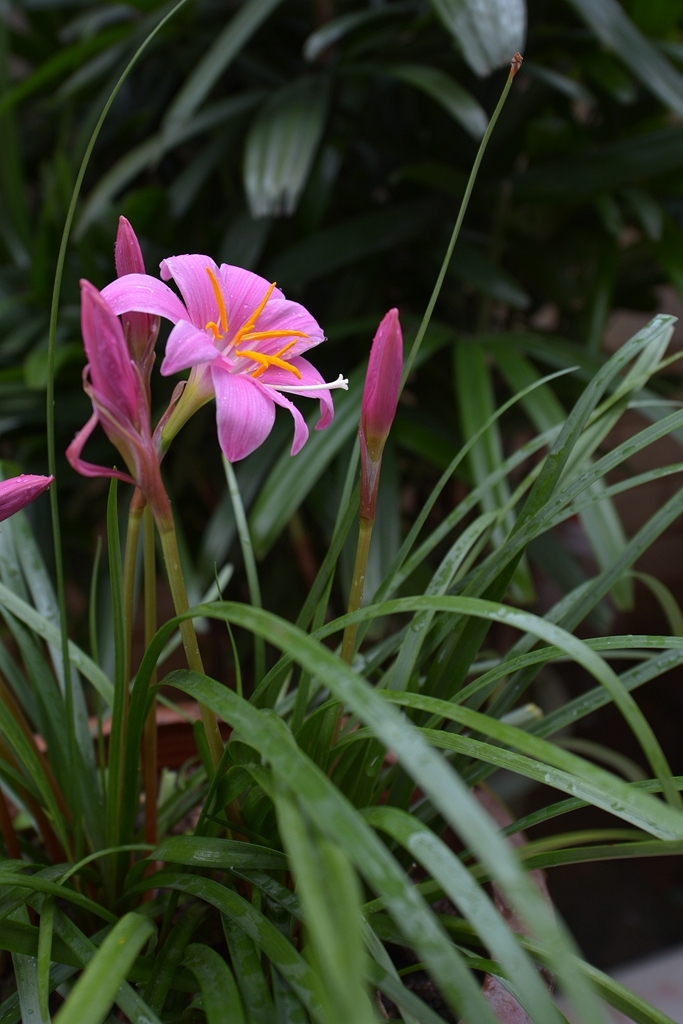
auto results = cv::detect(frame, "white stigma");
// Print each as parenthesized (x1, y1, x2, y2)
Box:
(267, 374, 349, 394)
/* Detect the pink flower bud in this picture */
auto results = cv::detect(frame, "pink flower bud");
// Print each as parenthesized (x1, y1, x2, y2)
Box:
(0, 475, 53, 522)
(67, 282, 163, 501)
(359, 308, 402, 521)
(114, 216, 159, 371)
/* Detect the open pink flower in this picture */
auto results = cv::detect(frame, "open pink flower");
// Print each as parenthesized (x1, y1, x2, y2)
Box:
(66, 281, 162, 503)
(0, 475, 53, 522)
(101, 256, 347, 462)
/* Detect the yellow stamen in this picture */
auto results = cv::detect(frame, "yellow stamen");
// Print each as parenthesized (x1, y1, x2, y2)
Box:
(205, 321, 222, 341)
(235, 348, 302, 379)
(205, 266, 228, 335)
(239, 329, 308, 343)
(232, 282, 277, 346)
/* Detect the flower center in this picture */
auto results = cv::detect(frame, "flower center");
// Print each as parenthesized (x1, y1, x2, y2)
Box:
(204, 267, 308, 379)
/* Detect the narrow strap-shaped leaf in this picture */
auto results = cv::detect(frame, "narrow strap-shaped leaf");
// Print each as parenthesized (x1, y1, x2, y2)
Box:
(385, 64, 487, 138)
(222, 912, 276, 1024)
(37, 897, 55, 1021)
(53, 913, 153, 1024)
(0, 581, 112, 703)
(159, 647, 604, 1024)
(143, 901, 204, 1013)
(362, 805, 560, 1023)
(153, 835, 287, 871)
(164, 0, 286, 130)
(372, 688, 678, 836)
(566, 0, 683, 117)
(183, 943, 246, 1024)
(243, 76, 329, 217)
(274, 786, 376, 1024)
(390, 512, 496, 691)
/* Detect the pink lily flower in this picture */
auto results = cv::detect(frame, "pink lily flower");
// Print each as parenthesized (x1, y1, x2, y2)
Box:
(359, 309, 403, 521)
(114, 216, 159, 375)
(0, 475, 53, 522)
(101, 256, 348, 462)
(66, 281, 163, 506)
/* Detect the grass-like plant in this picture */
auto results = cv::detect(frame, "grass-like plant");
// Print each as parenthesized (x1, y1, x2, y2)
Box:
(0, 12, 683, 1024)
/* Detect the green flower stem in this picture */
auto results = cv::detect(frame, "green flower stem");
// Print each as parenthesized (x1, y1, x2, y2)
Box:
(122, 494, 144, 697)
(401, 54, 522, 388)
(156, 512, 223, 769)
(224, 457, 265, 685)
(142, 504, 158, 845)
(340, 515, 374, 665)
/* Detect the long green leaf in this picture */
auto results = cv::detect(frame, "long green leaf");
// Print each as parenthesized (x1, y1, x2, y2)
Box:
(53, 914, 153, 1024)
(164, 0, 287, 131)
(183, 943, 246, 1024)
(566, 0, 683, 116)
(244, 77, 329, 217)
(142, 607, 607, 1023)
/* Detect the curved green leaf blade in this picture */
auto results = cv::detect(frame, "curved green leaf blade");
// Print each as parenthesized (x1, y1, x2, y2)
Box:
(184, 943, 246, 1024)
(164, 0, 286, 131)
(53, 914, 153, 1024)
(428, 0, 525, 76)
(153, 835, 287, 871)
(567, 0, 683, 117)
(244, 77, 329, 217)
(386, 64, 488, 138)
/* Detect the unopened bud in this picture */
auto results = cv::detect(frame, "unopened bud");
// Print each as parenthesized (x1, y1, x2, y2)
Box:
(0, 474, 53, 522)
(115, 216, 159, 371)
(359, 308, 402, 521)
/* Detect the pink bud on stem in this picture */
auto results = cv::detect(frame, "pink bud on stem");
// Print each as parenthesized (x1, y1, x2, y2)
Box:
(114, 216, 159, 374)
(339, 309, 403, 669)
(359, 308, 403, 523)
(0, 475, 53, 522)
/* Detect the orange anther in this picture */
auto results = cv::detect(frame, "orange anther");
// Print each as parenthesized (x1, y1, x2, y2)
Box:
(205, 267, 228, 335)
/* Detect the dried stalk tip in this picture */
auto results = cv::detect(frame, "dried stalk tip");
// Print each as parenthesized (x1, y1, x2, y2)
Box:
(510, 52, 523, 77)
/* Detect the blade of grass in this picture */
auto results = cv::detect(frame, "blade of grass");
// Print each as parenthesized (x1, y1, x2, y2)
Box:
(53, 914, 154, 1024)
(224, 456, 265, 686)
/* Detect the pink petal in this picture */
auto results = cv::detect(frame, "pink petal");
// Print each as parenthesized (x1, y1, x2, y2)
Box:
(212, 367, 276, 462)
(0, 475, 53, 522)
(65, 412, 135, 485)
(81, 281, 138, 424)
(102, 274, 188, 325)
(240, 297, 324, 356)
(261, 357, 334, 430)
(160, 320, 220, 376)
(266, 388, 309, 455)
(160, 254, 222, 330)
(218, 264, 285, 340)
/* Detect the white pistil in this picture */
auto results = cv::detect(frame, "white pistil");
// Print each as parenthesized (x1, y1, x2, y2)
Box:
(266, 374, 349, 394)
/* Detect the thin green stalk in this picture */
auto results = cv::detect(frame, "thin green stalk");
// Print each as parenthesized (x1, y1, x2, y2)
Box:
(401, 54, 522, 388)
(122, 495, 144, 712)
(156, 513, 223, 769)
(142, 505, 158, 846)
(37, 896, 55, 1022)
(89, 536, 106, 790)
(223, 456, 265, 685)
(105, 481, 127, 865)
(340, 516, 374, 665)
(44, 0, 191, 868)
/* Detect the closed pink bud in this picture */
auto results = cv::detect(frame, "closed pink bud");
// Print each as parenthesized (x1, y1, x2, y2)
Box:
(67, 281, 164, 504)
(0, 474, 53, 522)
(359, 309, 402, 520)
(114, 216, 159, 370)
